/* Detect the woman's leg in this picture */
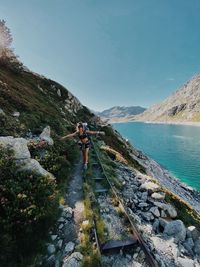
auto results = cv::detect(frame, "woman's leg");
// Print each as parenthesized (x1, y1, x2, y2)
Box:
(85, 148, 89, 164)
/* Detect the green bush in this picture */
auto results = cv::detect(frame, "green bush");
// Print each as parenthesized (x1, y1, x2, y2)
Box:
(0, 146, 58, 267)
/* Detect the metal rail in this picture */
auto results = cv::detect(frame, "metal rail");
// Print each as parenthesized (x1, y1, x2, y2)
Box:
(90, 138, 158, 267)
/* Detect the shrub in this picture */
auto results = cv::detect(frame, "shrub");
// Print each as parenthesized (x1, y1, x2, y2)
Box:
(0, 146, 58, 266)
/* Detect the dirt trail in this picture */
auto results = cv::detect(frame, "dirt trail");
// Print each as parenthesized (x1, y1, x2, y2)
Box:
(64, 158, 85, 241)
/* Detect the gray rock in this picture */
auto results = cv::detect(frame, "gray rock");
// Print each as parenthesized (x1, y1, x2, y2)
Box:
(39, 126, 54, 145)
(166, 204, 177, 218)
(187, 226, 200, 241)
(13, 111, 20, 117)
(46, 255, 56, 266)
(63, 207, 73, 219)
(138, 202, 149, 208)
(57, 89, 61, 97)
(0, 137, 30, 159)
(153, 219, 160, 233)
(47, 244, 56, 255)
(57, 239, 63, 249)
(161, 210, 167, 218)
(183, 237, 194, 255)
(141, 212, 154, 221)
(150, 206, 160, 217)
(194, 237, 200, 256)
(151, 192, 165, 200)
(0, 108, 5, 115)
(51, 235, 57, 241)
(62, 252, 83, 267)
(158, 218, 169, 229)
(163, 220, 186, 243)
(140, 181, 160, 192)
(177, 257, 195, 267)
(64, 241, 75, 256)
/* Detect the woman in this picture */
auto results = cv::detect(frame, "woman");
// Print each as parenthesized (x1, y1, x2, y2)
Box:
(60, 123, 105, 170)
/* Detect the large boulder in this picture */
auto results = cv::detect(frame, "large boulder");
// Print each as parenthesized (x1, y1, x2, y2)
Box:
(194, 237, 200, 256)
(163, 220, 186, 243)
(0, 136, 54, 179)
(177, 257, 195, 267)
(64, 241, 75, 256)
(39, 126, 54, 145)
(151, 192, 165, 200)
(0, 137, 30, 159)
(187, 226, 200, 241)
(62, 252, 83, 267)
(153, 202, 177, 218)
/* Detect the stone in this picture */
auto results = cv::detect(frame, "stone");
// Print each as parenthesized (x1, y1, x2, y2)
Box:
(58, 217, 66, 223)
(141, 192, 148, 201)
(183, 237, 194, 255)
(64, 241, 75, 256)
(151, 192, 165, 200)
(187, 226, 200, 241)
(13, 111, 20, 117)
(46, 255, 56, 266)
(0, 137, 30, 159)
(150, 207, 160, 217)
(59, 223, 64, 230)
(51, 235, 57, 241)
(153, 219, 160, 233)
(140, 181, 160, 192)
(163, 220, 186, 243)
(194, 237, 200, 256)
(0, 108, 5, 115)
(47, 244, 56, 255)
(158, 218, 169, 229)
(62, 252, 83, 267)
(57, 89, 61, 97)
(141, 212, 154, 221)
(138, 202, 149, 208)
(39, 126, 54, 145)
(177, 257, 195, 267)
(57, 239, 63, 249)
(63, 207, 73, 219)
(161, 210, 167, 218)
(166, 204, 177, 218)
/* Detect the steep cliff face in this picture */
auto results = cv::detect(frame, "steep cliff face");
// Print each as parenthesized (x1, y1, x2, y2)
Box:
(136, 74, 200, 123)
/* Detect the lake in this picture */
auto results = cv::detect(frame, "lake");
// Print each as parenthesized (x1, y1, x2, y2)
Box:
(113, 122, 200, 191)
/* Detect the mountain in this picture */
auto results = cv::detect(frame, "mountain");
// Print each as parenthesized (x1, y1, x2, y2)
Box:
(135, 74, 200, 123)
(96, 106, 146, 120)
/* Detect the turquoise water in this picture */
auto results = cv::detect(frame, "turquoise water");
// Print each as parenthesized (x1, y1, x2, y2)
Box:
(113, 122, 200, 191)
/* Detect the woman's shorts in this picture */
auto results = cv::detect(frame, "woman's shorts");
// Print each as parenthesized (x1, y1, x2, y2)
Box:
(78, 141, 90, 151)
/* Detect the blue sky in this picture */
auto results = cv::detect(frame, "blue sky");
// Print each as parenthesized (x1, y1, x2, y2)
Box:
(1, 0, 200, 111)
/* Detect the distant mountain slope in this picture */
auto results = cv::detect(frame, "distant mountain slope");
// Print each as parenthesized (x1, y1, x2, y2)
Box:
(135, 74, 200, 123)
(96, 106, 146, 119)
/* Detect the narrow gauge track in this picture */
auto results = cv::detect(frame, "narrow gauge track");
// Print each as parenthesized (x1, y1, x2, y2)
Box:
(83, 138, 158, 267)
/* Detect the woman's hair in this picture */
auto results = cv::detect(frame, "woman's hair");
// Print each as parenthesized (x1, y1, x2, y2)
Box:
(78, 123, 83, 129)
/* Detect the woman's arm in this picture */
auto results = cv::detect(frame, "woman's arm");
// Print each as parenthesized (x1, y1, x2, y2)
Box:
(60, 131, 77, 140)
(86, 130, 105, 136)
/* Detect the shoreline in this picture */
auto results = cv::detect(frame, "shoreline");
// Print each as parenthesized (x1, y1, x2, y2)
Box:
(109, 118, 200, 126)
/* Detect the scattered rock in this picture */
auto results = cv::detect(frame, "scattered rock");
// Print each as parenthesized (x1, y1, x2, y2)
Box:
(140, 181, 160, 192)
(63, 207, 73, 219)
(62, 252, 83, 267)
(194, 237, 200, 256)
(47, 244, 56, 255)
(187, 226, 200, 241)
(13, 111, 20, 117)
(183, 237, 194, 255)
(151, 192, 165, 200)
(0, 108, 5, 115)
(39, 126, 54, 145)
(177, 257, 195, 267)
(163, 220, 186, 243)
(160, 210, 167, 218)
(166, 204, 177, 218)
(46, 254, 56, 266)
(150, 206, 160, 217)
(57, 239, 63, 249)
(51, 235, 57, 241)
(57, 89, 61, 97)
(64, 241, 75, 256)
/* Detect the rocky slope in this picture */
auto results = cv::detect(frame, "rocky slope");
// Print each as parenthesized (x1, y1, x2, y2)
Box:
(96, 106, 146, 122)
(135, 74, 200, 123)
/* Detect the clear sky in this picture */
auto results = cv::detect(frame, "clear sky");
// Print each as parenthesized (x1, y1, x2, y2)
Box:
(1, 0, 200, 111)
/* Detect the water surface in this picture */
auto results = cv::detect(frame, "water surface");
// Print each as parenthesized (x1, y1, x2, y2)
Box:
(113, 122, 200, 191)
